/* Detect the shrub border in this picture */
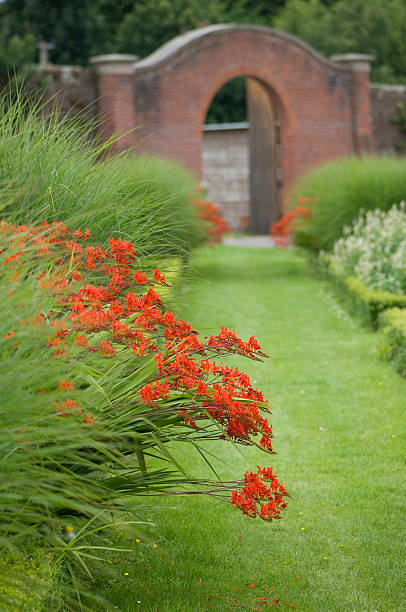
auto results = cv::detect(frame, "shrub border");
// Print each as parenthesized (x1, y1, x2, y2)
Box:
(378, 307, 406, 377)
(328, 269, 406, 328)
(325, 263, 406, 378)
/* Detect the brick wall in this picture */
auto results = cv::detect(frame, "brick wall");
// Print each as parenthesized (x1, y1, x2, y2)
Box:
(129, 27, 372, 212)
(42, 66, 406, 161)
(88, 26, 374, 229)
(39, 38, 406, 232)
(39, 64, 96, 123)
(371, 84, 406, 154)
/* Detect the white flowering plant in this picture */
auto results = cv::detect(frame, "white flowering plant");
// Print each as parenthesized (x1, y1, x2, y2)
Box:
(329, 202, 406, 295)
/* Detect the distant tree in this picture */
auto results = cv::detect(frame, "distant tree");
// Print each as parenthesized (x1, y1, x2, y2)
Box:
(221, 0, 286, 23)
(0, 0, 111, 65)
(0, 32, 37, 71)
(205, 77, 247, 124)
(114, 0, 224, 58)
(218, 0, 339, 25)
(275, 0, 406, 83)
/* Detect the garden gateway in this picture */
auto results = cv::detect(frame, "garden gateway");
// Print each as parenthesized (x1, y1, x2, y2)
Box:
(89, 25, 374, 232)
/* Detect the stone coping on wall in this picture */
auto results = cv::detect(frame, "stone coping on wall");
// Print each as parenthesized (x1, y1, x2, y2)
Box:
(134, 24, 357, 74)
(330, 53, 374, 72)
(203, 122, 249, 131)
(90, 54, 139, 75)
(371, 83, 406, 93)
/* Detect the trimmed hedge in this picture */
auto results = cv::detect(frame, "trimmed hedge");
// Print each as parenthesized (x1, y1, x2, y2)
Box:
(323, 261, 406, 377)
(329, 272, 406, 328)
(379, 308, 406, 377)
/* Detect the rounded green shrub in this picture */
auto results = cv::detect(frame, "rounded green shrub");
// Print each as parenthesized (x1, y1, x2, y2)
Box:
(292, 156, 406, 251)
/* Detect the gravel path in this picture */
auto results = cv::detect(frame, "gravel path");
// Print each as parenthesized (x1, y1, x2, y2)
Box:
(223, 234, 274, 247)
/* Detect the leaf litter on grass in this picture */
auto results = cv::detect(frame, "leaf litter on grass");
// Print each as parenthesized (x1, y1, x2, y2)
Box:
(203, 579, 291, 610)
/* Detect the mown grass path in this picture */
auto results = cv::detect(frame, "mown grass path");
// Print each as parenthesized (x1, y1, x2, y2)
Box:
(104, 246, 405, 611)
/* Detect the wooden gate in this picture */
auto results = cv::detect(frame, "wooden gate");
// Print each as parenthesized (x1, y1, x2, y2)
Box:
(247, 78, 280, 234)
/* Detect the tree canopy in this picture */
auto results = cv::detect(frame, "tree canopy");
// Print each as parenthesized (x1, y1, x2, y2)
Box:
(275, 0, 406, 84)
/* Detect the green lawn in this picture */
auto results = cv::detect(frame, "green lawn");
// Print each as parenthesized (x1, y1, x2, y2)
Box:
(99, 246, 405, 611)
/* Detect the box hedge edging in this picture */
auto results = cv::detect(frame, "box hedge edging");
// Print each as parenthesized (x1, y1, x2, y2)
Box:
(378, 308, 406, 378)
(325, 263, 406, 378)
(328, 270, 406, 328)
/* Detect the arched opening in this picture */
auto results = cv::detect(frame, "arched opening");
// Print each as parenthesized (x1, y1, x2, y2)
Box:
(202, 76, 281, 234)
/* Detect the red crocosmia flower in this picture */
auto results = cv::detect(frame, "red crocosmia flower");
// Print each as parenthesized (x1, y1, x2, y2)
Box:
(133, 270, 150, 285)
(231, 467, 288, 521)
(58, 380, 74, 391)
(126, 292, 143, 313)
(260, 435, 274, 452)
(54, 398, 79, 417)
(270, 206, 310, 247)
(194, 199, 231, 244)
(99, 340, 115, 356)
(297, 197, 314, 205)
(178, 409, 197, 428)
(65, 240, 82, 254)
(75, 334, 89, 347)
(195, 380, 209, 396)
(85, 256, 96, 269)
(83, 412, 96, 425)
(131, 337, 153, 357)
(163, 310, 176, 326)
(108, 236, 137, 265)
(71, 269, 82, 281)
(140, 380, 170, 404)
(152, 269, 169, 286)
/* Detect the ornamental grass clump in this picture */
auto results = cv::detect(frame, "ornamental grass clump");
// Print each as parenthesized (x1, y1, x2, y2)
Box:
(0, 91, 206, 257)
(291, 156, 406, 251)
(1, 219, 288, 607)
(330, 202, 406, 294)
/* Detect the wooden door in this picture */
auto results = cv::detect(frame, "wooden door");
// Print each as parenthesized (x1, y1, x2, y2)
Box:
(247, 78, 280, 233)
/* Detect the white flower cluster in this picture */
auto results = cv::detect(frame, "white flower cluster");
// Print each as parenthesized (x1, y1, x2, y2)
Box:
(330, 202, 406, 294)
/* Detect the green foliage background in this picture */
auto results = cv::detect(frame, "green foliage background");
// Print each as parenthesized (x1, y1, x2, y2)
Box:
(275, 0, 406, 84)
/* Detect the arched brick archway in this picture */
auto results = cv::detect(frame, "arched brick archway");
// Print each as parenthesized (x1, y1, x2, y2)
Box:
(201, 72, 286, 232)
(91, 25, 373, 226)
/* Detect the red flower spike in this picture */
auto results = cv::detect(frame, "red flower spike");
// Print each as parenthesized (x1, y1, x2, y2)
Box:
(194, 199, 231, 245)
(133, 270, 150, 285)
(83, 412, 96, 425)
(140, 380, 169, 404)
(152, 269, 169, 286)
(178, 409, 198, 428)
(99, 340, 115, 356)
(270, 206, 310, 247)
(58, 380, 74, 391)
